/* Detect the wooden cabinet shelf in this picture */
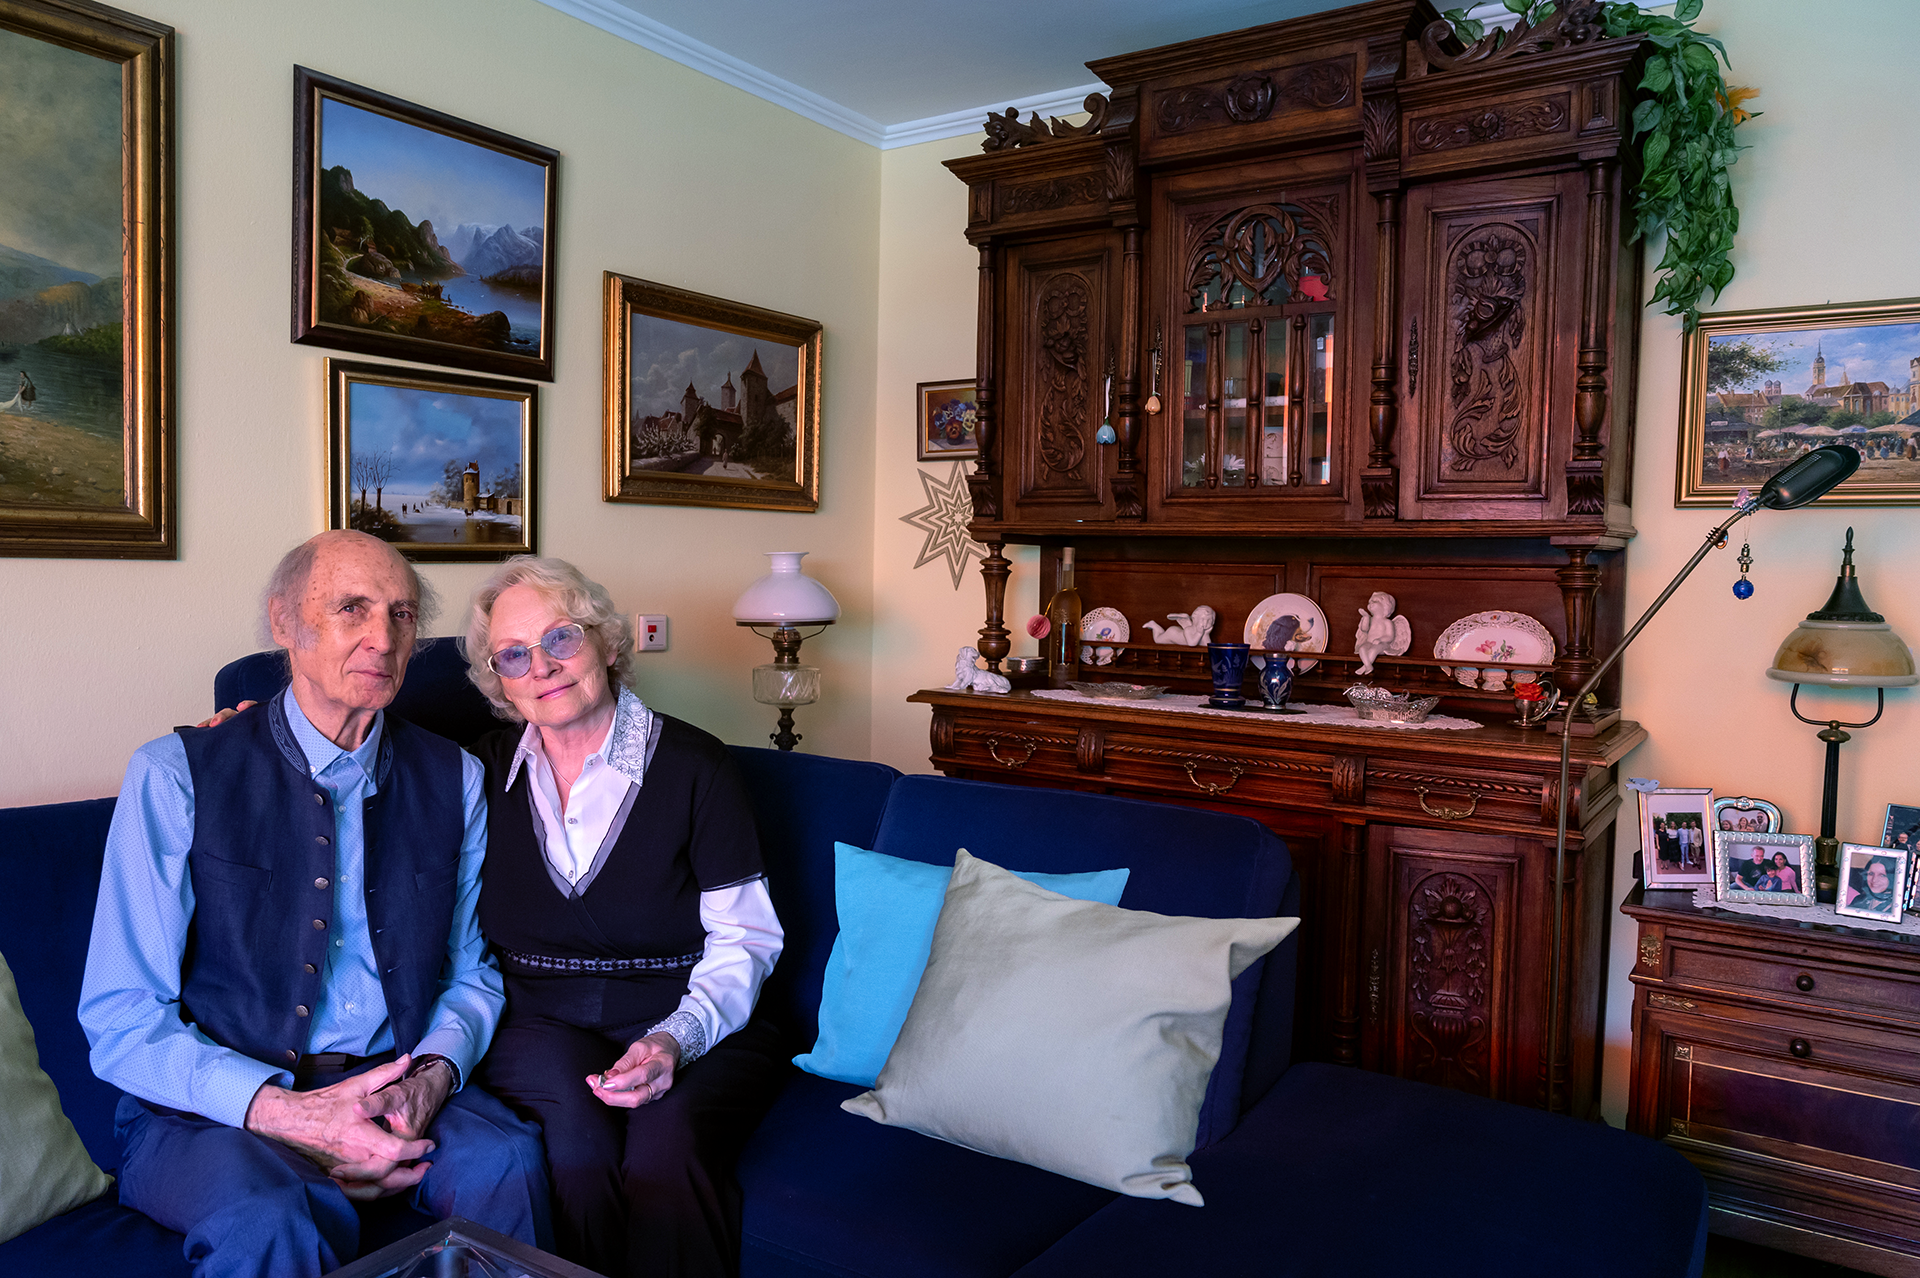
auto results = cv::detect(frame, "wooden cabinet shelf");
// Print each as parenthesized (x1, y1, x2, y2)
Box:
(1623, 889, 1920, 1274)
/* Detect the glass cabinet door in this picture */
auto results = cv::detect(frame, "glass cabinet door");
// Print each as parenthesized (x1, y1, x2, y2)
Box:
(1181, 324, 1209, 488)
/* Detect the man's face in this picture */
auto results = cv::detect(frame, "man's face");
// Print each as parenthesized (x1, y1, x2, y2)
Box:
(1750, 850, 1766, 864)
(274, 534, 419, 719)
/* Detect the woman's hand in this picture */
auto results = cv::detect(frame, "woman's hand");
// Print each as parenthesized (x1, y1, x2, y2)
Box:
(196, 700, 257, 728)
(588, 1031, 681, 1108)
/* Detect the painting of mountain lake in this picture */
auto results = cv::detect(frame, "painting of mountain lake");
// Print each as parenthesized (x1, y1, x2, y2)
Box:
(603, 274, 822, 512)
(294, 69, 558, 380)
(0, 25, 126, 512)
(326, 360, 537, 563)
(1679, 298, 1920, 507)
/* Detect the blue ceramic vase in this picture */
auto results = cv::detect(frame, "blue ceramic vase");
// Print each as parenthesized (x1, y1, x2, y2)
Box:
(1258, 655, 1294, 711)
(1207, 643, 1250, 708)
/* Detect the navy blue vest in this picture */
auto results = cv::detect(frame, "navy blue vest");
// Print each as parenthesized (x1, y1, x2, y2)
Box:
(175, 697, 465, 1070)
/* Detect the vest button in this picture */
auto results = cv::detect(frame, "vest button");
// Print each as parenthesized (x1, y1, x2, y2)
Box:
(313, 793, 326, 805)
(312, 919, 327, 930)
(315, 877, 330, 889)
(316, 835, 330, 846)
(295, 1005, 309, 1018)
(285, 1049, 297, 1061)
(304, 963, 316, 974)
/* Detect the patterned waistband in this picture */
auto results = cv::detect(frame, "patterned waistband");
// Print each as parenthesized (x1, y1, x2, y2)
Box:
(496, 946, 703, 975)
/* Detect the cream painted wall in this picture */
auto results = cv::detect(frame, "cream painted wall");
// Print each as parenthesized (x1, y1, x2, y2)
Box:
(0, 0, 879, 806)
(863, 2, 1920, 1126)
(869, 136, 1037, 776)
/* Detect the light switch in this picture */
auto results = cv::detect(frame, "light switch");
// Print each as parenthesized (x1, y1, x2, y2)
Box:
(635, 614, 668, 652)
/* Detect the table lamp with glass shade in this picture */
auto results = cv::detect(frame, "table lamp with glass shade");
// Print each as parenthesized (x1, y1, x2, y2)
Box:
(1765, 527, 1917, 901)
(733, 551, 840, 751)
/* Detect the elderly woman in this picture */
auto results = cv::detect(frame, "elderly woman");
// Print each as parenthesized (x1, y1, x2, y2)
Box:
(466, 555, 786, 1278)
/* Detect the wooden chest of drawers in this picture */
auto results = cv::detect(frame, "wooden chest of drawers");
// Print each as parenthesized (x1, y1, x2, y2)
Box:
(1623, 888, 1920, 1275)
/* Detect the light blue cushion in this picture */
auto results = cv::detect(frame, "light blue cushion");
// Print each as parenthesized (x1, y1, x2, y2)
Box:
(793, 842, 1129, 1087)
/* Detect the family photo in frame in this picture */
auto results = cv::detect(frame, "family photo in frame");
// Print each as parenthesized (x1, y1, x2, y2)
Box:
(1714, 832, 1814, 907)
(1835, 844, 1910, 923)
(1639, 787, 1715, 889)
(1714, 795, 1782, 833)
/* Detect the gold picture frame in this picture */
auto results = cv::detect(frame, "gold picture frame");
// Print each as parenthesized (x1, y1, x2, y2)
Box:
(325, 359, 537, 563)
(0, 0, 174, 558)
(1677, 297, 1920, 507)
(603, 273, 821, 512)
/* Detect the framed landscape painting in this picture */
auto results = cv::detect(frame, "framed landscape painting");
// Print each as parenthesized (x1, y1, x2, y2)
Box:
(293, 68, 557, 380)
(602, 273, 821, 512)
(0, 0, 174, 558)
(1677, 298, 1920, 507)
(916, 379, 979, 461)
(326, 359, 536, 562)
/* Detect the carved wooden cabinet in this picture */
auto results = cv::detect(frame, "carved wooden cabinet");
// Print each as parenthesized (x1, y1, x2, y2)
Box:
(1623, 889, 1920, 1274)
(921, 2, 1653, 1117)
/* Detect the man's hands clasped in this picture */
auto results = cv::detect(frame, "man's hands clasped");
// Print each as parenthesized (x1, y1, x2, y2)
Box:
(244, 1052, 455, 1200)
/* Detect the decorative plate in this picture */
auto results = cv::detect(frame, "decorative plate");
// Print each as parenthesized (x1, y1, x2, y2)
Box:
(1433, 611, 1555, 683)
(1243, 592, 1329, 674)
(1065, 681, 1168, 700)
(1078, 606, 1130, 644)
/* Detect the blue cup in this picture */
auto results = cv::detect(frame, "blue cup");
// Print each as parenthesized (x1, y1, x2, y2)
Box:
(1207, 643, 1250, 708)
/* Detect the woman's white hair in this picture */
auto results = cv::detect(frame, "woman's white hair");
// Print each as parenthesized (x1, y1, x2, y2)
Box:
(466, 555, 633, 721)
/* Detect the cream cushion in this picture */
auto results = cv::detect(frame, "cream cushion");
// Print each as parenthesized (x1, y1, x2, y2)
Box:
(0, 948, 112, 1243)
(843, 849, 1297, 1206)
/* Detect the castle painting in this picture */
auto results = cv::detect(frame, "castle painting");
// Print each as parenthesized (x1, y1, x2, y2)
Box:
(628, 313, 801, 483)
(0, 26, 127, 512)
(1679, 303, 1920, 506)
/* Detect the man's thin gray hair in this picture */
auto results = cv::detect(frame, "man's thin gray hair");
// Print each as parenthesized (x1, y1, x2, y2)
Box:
(466, 556, 633, 721)
(258, 531, 441, 652)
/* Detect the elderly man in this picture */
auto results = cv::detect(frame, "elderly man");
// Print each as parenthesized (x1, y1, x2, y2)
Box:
(80, 530, 550, 1277)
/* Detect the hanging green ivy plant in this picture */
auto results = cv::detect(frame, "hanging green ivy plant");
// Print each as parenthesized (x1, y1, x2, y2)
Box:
(1442, 0, 1757, 332)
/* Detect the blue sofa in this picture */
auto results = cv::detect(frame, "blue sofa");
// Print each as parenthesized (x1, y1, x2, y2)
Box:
(1, 646, 1708, 1275)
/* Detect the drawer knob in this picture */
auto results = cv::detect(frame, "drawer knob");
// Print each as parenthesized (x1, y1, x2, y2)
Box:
(1795, 973, 1815, 992)
(1789, 1038, 1812, 1059)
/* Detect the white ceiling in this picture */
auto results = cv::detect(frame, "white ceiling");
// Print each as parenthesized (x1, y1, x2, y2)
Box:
(534, 0, 1521, 148)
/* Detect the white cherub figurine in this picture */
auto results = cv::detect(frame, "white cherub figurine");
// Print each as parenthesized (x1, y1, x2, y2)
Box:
(1143, 605, 1217, 647)
(947, 645, 1011, 694)
(1353, 591, 1412, 675)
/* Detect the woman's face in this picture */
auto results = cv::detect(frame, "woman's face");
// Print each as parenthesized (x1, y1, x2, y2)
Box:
(1773, 853, 1788, 868)
(488, 582, 612, 731)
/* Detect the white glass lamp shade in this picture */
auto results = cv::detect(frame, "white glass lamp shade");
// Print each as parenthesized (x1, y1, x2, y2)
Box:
(732, 551, 841, 624)
(1766, 622, 1918, 688)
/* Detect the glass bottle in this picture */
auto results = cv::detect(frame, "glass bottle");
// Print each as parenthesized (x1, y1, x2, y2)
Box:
(1044, 546, 1083, 687)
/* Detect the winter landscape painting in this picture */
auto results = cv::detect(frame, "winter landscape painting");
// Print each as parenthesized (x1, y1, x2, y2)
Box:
(603, 274, 822, 513)
(327, 360, 536, 563)
(0, 2, 175, 558)
(294, 69, 558, 380)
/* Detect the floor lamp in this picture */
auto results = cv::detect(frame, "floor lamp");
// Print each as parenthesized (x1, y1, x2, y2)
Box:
(1543, 444, 1860, 1112)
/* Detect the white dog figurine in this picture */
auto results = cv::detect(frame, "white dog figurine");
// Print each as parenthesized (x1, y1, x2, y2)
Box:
(1143, 605, 1217, 647)
(948, 645, 1012, 694)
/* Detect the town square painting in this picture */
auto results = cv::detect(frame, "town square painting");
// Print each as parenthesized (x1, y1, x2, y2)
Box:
(603, 273, 821, 512)
(294, 69, 557, 380)
(1678, 298, 1920, 506)
(326, 360, 536, 562)
(0, 2, 174, 558)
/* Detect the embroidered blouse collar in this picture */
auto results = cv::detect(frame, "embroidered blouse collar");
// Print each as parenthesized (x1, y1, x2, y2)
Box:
(505, 685, 654, 791)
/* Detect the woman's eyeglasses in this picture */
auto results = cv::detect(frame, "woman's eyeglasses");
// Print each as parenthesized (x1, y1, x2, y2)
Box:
(488, 622, 587, 678)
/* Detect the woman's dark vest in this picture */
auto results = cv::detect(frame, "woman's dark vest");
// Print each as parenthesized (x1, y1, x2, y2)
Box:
(174, 698, 465, 1069)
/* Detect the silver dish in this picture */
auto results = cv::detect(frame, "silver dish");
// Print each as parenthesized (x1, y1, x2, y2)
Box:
(1344, 684, 1441, 724)
(1066, 681, 1169, 701)
(1004, 656, 1047, 674)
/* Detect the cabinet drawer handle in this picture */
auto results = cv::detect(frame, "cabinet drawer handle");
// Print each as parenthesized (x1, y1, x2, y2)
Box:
(985, 738, 1037, 769)
(1415, 785, 1478, 821)
(1648, 992, 1697, 1012)
(1183, 760, 1245, 795)
(1795, 973, 1815, 992)
(1789, 1038, 1812, 1059)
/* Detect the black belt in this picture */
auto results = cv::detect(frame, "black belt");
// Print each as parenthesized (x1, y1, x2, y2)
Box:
(497, 946, 703, 974)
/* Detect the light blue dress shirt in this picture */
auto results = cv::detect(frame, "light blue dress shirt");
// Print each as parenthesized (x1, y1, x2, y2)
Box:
(79, 689, 503, 1128)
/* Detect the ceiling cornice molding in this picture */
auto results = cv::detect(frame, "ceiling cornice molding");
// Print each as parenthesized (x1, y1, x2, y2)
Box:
(534, 0, 890, 145)
(880, 83, 1107, 151)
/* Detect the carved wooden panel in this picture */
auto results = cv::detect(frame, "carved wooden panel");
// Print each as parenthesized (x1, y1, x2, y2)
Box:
(1001, 173, 1104, 215)
(1409, 184, 1563, 504)
(1184, 198, 1339, 310)
(1001, 235, 1115, 515)
(1409, 94, 1571, 154)
(1139, 54, 1359, 160)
